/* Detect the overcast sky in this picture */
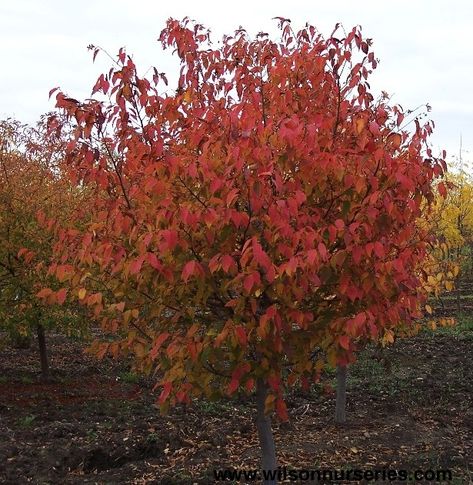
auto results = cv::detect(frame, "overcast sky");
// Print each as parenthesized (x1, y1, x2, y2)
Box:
(1, 0, 472, 168)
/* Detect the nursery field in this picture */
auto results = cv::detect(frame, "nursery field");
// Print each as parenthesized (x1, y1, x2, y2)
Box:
(1, 315, 472, 484)
(1, 14, 473, 485)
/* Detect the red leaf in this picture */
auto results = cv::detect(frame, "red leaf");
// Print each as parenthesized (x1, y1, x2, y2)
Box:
(244, 273, 254, 293)
(208, 254, 221, 273)
(150, 333, 170, 359)
(369, 121, 380, 135)
(17, 247, 29, 258)
(294, 190, 306, 205)
(437, 182, 447, 198)
(307, 249, 318, 266)
(245, 378, 255, 392)
(339, 335, 350, 350)
(56, 288, 67, 305)
(318, 242, 328, 260)
(48, 87, 60, 99)
(176, 390, 187, 403)
(226, 188, 239, 207)
(235, 326, 247, 346)
(129, 257, 143, 275)
(147, 253, 162, 270)
(161, 230, 179, 251)
(227, 377, 239, 395)
(352, 246, 363, 264)
(158, 382, 172, 404)
(354, 312, 366, 327)
(252, 238, 271, 271)
(268, 374, 280, 392)
(221, 255, 235, 273)
(373, 242, 384, 258)
(182, 260, 196, 282)
(393, 259, 403, 272)
(334, 219, 344, 230)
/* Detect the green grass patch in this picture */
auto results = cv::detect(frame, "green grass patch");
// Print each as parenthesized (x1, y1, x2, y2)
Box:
(194, 398, 235, 415)
(437, 294, 473, 300)
(19, 374, 34, 384)
(118, 370, 140, 384)
(345, 347, 419, 398)
(18, 414, 36, 427)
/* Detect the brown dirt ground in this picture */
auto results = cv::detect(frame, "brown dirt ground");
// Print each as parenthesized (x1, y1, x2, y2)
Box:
(0, 328, 472, 484)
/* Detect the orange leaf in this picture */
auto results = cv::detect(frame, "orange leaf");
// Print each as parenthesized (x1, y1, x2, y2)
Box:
(275, 398, 288, 421)
(36, 288, 52, 299)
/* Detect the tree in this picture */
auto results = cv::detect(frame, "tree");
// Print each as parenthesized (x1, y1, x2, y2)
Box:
(0, 118, 88, 380)
(45, 18, 445, 481)
(415, 168, 471, 314)
(333, 168, 462, 425)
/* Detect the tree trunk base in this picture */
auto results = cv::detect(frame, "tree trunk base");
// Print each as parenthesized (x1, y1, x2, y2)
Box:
(335, 364, 347, 424)
(37, 324, 50, 382)
(256, 379, 278, 484)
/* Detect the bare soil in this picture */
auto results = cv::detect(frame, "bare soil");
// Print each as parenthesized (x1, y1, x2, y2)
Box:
(0, 329, 472, 484)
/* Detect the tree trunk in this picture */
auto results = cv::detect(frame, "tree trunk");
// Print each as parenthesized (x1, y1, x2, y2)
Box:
(456, 247, 462, 312)
(36, 324, 50, 381)
(335, 364, 347, 424)
(255, 378, 277, 484)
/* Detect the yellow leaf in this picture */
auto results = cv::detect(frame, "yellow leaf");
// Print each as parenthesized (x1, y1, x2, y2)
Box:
(134, 342, 145, 358)
(354, 117, 366, 135)
(183, 89, 192, 103)
(388, 133, 402, 149)
(264, 394, 276, 413)
(427, 275, 437, 285)
(78, 288, 87, 300)
(382, 330, 394, 346)
(123, 310, 132, 325)
(425, 304, 432, 315)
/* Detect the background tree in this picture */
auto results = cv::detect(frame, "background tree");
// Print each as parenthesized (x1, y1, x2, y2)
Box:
(0, 117, 88, 380)
(45, 18, 445, 481)
(418, 168, 472, 312)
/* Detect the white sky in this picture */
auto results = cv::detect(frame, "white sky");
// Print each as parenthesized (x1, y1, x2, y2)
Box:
(1, 0, 472, 168)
